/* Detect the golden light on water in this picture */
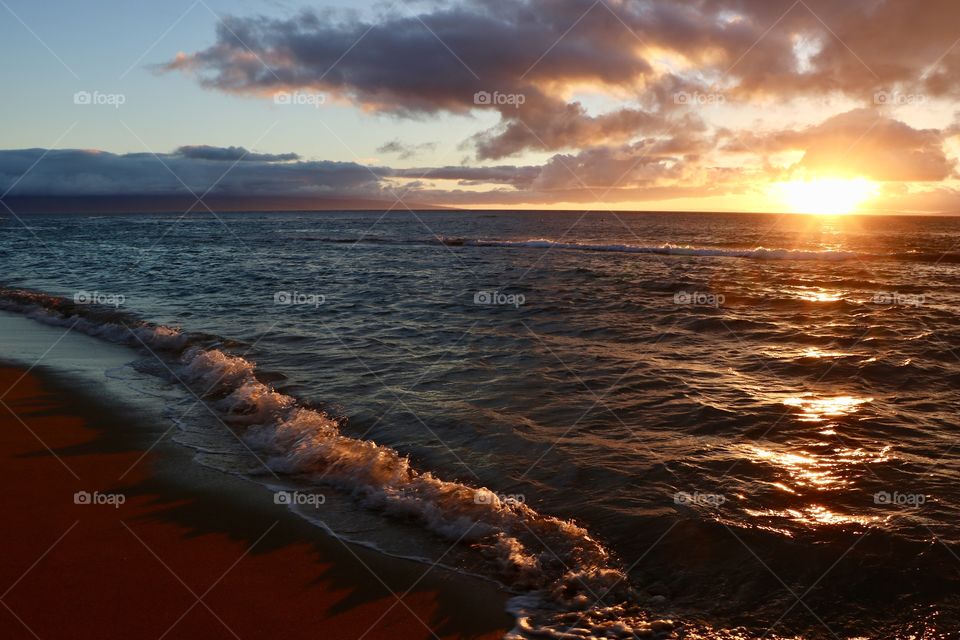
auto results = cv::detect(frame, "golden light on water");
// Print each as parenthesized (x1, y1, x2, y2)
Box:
(771, 177, 879, 215)
(750, 439, 892, 489)
(751, 446, 835, 488)
(795, 288, 842, 303)
(782, 394, 873, 422)
(745, 505, 881, 529)
(801, 347, 851, 359)
(732, 389, 893, 532)
(744, 439, 893, 532)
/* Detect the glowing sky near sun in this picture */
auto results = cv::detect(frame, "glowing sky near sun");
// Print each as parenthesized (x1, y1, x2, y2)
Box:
(2, 0, 960, 213)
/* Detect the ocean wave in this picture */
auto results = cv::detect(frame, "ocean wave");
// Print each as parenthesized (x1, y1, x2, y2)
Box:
(297, 235, 960, 264)
(0, 288, 193, 350)
(179, 347, 644, 628)
(467, 239, 861, 261)
(891, 250, 960, 263)
(295, 235, 867, 261)
(0, 286, 682, 639)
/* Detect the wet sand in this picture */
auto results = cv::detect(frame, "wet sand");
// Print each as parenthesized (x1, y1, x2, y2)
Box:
(0, 363, 513, 639)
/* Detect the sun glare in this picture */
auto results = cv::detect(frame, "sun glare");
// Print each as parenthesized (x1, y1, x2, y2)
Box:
(772, 177, 879, 215)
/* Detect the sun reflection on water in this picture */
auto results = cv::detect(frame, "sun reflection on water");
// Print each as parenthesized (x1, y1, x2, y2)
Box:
(748, 441, 891, 492)
(744, 505, 881, 529)
(782, 394, 872, 422)
(751, 446, 838, 488)
(797, 289, 843, 302)
(799, 347, 851, 359)
(737, 388, 892, 532)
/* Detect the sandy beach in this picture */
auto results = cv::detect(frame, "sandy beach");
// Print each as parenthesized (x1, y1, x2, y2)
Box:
(0, 363, 513, 640)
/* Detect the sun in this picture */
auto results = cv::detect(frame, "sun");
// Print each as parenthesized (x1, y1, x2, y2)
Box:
(771, 177, 879, 215)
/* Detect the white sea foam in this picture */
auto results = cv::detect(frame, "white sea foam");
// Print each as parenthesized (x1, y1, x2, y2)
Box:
(467, 239, 860, 261)
(174, 342, 652, 636)
(0, 286, 691, 638)
(172, 344, 678, 636)
(181, 347, 257, 391)
(0, 289, 190, 349)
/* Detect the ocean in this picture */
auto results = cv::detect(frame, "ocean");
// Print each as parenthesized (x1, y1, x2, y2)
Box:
(1, 210, 959, 639)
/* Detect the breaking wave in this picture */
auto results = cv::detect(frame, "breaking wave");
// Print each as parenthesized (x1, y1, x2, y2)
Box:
(299, 235, 869, 261)
(291, 234, 960, 263)
(0, 287, 687, 639)
(464, 239, 864, 261)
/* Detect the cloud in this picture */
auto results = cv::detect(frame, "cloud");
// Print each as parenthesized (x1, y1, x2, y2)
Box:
(0, 144, 733, 206)
(471, 102, 680, 160)
(1, 123, 955, 212)
(6, 2, 960, 213)
(612, 0, 960, 101)
(160, 0, 960, 164)
(528, 142, 683, 191)
(159, 1, 672, 158)
(376, 139, 438, 160)
(175, 145, 300, 162)
(724, 108, 955, 181)
(393, 164, 542, 188)
(0, 147, 383, 196)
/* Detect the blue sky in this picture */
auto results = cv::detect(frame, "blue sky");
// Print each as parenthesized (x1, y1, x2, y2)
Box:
(0, 0, 490, 167)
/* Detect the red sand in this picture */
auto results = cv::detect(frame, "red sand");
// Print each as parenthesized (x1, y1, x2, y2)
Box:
(0, 365, 512, 639)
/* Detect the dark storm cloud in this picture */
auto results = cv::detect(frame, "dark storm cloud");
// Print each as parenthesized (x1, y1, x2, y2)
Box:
(175, 145, 300, 162)
(160, 0, 667, 158)
(0, 144, 731, 205)
(162, 0, 960, 161)
(0, 148, 384, 196)
(392, 164, 541, 188)
(0, 112, 953, 209)
(162, 1, 652, 108)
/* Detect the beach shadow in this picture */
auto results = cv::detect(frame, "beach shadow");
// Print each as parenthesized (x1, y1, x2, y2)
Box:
(0, 364, 512, 640)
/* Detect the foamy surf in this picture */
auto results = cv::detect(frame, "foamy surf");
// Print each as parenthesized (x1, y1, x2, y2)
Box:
(0, 288, 195, 351)
(467, 239, 861, 261)
(0, 286, 686, 639)
(298, 235, 865, 261)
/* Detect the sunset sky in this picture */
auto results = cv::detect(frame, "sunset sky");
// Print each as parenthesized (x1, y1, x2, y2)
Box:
(3, 0, 960, 213)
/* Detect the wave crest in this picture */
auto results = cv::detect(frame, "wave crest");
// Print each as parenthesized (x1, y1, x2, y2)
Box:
(469, 239, 860, 261)
(0, 286, 685, 638)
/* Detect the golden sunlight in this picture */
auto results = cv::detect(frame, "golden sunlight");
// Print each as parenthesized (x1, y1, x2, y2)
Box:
(771, 177, 879, 215)
(782, 394, 872, 422)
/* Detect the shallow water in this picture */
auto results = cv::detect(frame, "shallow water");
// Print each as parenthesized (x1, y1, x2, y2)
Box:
(1, 210, 959, 638)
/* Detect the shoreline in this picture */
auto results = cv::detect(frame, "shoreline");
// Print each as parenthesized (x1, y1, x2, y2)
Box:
(0, 362, 513, 639)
